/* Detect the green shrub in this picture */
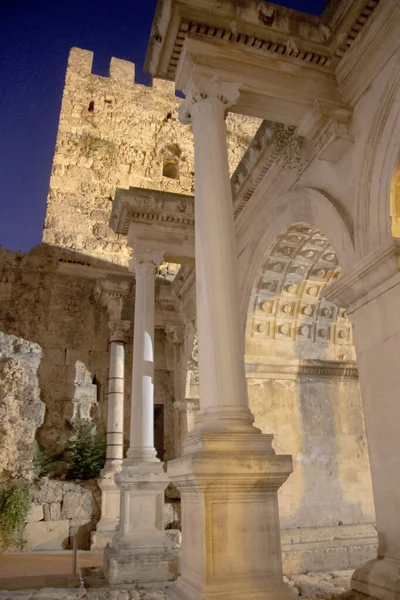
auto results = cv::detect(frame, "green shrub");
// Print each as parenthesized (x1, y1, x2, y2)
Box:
(32, 441, 61, 478)
(0, 482, 31, 551)
(65, 416, 106, 480)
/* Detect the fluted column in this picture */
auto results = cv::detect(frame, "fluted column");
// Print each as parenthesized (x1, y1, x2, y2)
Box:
(178, 78, 256, 435)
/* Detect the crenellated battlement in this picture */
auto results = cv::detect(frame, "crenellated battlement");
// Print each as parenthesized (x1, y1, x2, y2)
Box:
(44, 46, 260, 266)
(67, 47, 174, 92)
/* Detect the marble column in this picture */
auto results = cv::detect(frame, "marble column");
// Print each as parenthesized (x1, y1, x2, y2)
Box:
(324, 240, 400, 600)
(104, 252, 180, 584)
(92, 281, 130, 550)
(167, 77, 292, 600)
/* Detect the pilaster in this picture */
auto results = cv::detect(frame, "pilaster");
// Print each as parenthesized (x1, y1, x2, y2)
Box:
(324, 240, 400, 600)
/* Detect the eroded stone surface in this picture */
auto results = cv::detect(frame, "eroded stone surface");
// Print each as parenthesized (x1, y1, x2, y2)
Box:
(0, 332, 45, 479)
(42, 48, 260, 266)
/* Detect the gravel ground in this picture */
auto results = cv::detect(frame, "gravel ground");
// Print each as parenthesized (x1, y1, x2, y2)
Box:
(0, 570, 369, 600)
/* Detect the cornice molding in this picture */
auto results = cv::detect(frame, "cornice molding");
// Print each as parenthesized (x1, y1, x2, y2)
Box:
(323, 239, 400, 312)
(245, 359, 358, 381)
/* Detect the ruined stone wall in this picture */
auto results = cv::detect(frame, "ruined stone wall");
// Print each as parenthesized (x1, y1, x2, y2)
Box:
(43, 47, 260, 264)
(0, 332, 45, 479)
(0, 246, 177, 472)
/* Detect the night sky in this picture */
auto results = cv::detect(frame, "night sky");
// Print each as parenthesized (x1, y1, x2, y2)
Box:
(0, 0, 325, 253)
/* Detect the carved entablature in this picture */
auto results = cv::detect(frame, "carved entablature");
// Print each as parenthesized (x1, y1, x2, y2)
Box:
(94, 279, 131, 327)
(110, 187, 195, 265)
(111, 188, 195, 237)
(296, 99, 353, 163)
(146, 0, 381, 82)
(248, 224, 355, 361)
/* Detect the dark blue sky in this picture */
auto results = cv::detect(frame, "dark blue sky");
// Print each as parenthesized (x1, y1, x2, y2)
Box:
(0, 0, 325, 253)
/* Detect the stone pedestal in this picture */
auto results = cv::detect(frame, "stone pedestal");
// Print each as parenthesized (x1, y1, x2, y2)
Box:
(104, 463, 180, 583)
(92, 474, 122, 550)
(168, 433, 292, 600)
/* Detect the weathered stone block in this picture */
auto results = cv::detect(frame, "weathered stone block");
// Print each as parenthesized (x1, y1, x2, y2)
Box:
(33, 478, 63, 503)
(43, 502, 61, 521)
(26, 503, 44, 523)
(61, 489, 92, 523)
(24, 520, 69, 551)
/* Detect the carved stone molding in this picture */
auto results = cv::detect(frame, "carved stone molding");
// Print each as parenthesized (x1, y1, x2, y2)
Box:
(165, 325, 185, 346)
(296, 99, 353, 163)
(94, 279, 130, 325)
(174, 398, 200, 413)
(323, 239, 400, 313)
(246, 359, 358, 381)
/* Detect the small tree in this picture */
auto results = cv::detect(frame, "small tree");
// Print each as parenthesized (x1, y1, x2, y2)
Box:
(65, 416, 106, 480)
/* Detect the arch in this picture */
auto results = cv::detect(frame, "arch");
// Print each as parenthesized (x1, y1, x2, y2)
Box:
(241, 204, 376, 569)
(239, 186, 356, 325)
(354, 52, 400, 256)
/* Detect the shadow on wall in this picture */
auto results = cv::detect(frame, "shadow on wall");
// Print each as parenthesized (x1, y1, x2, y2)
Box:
(0, 244, 119, 460)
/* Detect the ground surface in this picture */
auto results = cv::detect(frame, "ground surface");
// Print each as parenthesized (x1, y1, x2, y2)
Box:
(0, 569, 367, 600)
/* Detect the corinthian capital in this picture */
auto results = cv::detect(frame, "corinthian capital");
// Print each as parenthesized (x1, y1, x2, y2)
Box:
(178, 76, 241, 125)
(109, 319, 131, 342)
(129, 251, 165, 273)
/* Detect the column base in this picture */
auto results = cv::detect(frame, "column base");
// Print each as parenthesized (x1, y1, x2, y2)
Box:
(352, 557, 400, 600)
(167, 431, 293, 600)
(193, 405, 260, 434)
(104, 529, 180, 584)
(103, 461, 180, 584)
(168, 575, 291, 600)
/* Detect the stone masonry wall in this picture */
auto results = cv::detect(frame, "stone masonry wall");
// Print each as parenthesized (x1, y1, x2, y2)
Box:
(0, 332, 45, 479)
(42, 47, 260, 264)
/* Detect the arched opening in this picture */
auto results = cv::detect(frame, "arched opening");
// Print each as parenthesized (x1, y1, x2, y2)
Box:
(245, 222, 377, 574)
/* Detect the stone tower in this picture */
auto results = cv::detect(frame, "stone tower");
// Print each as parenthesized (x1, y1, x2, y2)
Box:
(42, 47, 260, 265)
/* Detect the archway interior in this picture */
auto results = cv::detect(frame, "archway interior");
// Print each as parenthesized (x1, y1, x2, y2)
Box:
(245, 223, 377, 574)
(246, 223, 354, 362)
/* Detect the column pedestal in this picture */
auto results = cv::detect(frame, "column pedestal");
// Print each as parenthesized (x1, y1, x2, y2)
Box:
(104, 463, 180, 584)
(167, 433, 292, 600)
(92, 474, 122, 550)
(352, 558, 400, 600)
